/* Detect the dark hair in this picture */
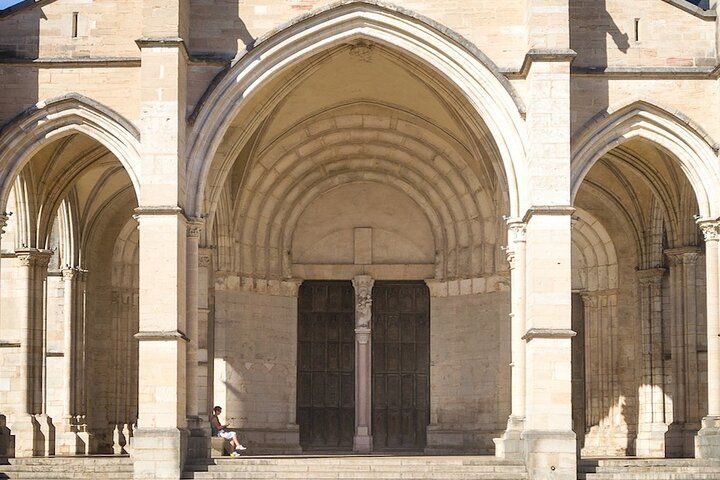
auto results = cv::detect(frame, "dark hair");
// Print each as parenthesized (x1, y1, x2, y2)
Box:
(213, 406, 222, 413)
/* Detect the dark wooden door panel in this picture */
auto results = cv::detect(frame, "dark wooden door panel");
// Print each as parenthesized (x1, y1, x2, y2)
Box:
(297, 281, 355, 450)
(372, 282, 430, 451)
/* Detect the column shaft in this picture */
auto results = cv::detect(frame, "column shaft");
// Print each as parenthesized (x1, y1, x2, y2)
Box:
(186, 221, 201, 422)
(12, 249, 52, 456)
(636, 268, 668, 457)
(695, 221, 720, 458)
(495, 221, 526, 459)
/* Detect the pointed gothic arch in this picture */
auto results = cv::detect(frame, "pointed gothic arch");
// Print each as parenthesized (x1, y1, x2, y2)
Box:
(0, 93, 141, 209)
(571, 101, 720, 219)
(186, 0, 528, 218)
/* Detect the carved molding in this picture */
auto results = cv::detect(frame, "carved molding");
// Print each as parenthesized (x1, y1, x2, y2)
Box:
(198, 254, 212, 268)
(352, 275, 374, 329)
(505, 248, 516, 269)
(349, 41, 375, 63)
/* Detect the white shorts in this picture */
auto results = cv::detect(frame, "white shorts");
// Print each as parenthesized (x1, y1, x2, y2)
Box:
(217, 430, 235, 440)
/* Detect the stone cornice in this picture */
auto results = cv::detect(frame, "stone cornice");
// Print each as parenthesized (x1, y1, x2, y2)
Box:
(0, 57, 141, 68)
(522, 328, 577, 342)
(134, 206, 188, 220)
(134, 330, 189, 342)
(571, 64, 720, 79)
(135, 37, 190, 61)
(522, 206, 576, 223)
(505, 48, 577, 79)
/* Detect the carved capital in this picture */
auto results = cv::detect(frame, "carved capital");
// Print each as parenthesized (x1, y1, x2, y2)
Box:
(0, 212, 10, 235)
(62, 267, 79, 280)
(636, 268, 666, 286)
(186, 218, 204, 238)
(665, 247, 702, 266)
(198, 254, 212, 268)
(505, 248, 516, 269)
(352, 275, 374, 329)
(699, 220, 720, 242)
(507, 221, 527, 243)
(15, 249, 52, 268)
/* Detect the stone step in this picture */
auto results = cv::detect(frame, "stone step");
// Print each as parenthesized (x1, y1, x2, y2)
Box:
(181, 474, 528, 480)
(585, 475, 720, 480)
(0, 456, 133, 479)
(579, 458, 720, 480)
(182, 455, 528, 480)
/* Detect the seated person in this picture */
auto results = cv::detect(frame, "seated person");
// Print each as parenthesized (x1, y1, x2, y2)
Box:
(210, 405, 247, 456)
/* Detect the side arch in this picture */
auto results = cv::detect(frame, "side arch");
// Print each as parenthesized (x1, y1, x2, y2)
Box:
(571, 101, 720, 218)
(0, 93, 141, 208)
(186, 0, 528, 218)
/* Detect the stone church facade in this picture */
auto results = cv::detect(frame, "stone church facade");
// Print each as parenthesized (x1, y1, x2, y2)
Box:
(1, 0, 720, 479)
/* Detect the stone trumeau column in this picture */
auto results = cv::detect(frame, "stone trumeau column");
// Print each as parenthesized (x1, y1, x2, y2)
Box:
(522, 0, 576, 478)
(495, 220, 527, 459)
(696, 220, 720, 458)
(352, 275, 374, 453)
(635, 268, 668, 457)
(133, 0, 191, 478)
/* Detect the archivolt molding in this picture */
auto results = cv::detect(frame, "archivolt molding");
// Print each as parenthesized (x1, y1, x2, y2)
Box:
(187, 0, 527, 218)
(571, 101, 720, 218)
(224, 110, 501, 281)
(572, 207, 619, 292)
(0, 93, 141, 209)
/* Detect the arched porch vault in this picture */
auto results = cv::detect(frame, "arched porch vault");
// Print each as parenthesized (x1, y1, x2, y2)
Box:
(186, 0, 528, 220)
(571, 101, 720, 220)
(571, 99, 720, 459)
(0, 93, 141, 209)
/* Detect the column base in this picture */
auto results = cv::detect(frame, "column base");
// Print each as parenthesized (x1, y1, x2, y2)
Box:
(494, 416, 525, 460)
(187, 416, 211, 459)
(8, 414, 39, 457)
(353, 426, 372, 453)
(695, 416, 720, 459)
(523, 430, 576, 480)
(55, 417, 90, 455)
(636, 422, 669, 458)
(0, 415, 10, 456)
(132, 427, 188, 480)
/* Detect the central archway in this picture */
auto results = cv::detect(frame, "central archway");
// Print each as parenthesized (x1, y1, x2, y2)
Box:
(191, 1, 527, 455)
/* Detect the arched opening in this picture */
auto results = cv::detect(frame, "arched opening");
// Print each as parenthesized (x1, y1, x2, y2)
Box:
(0, 101, 140, 456)
(572, 117, 715, 458)
(190, 2, 524, 455)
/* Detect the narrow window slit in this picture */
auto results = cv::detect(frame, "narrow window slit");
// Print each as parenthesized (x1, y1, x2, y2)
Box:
(634, 18, 640, 42)
(72, 12, 79, 38)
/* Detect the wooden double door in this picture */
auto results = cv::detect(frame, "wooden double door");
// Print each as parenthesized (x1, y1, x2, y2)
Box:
(297, 281, 430, 452)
